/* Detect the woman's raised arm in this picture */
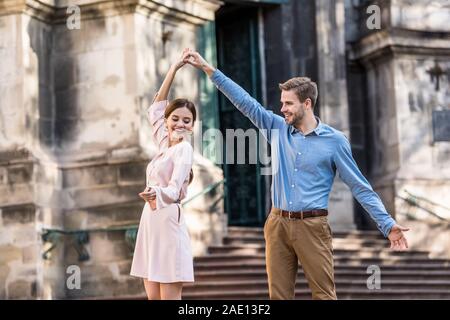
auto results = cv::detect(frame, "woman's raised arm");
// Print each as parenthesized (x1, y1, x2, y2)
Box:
(147, 49, 190, 150)
(153, 48, 190, 103)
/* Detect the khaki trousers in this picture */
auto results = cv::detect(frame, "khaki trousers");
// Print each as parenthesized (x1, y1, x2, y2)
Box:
(264, 207, 337, 300)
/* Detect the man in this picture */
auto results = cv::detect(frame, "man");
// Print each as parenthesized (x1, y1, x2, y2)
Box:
(184, 49, 409, 300)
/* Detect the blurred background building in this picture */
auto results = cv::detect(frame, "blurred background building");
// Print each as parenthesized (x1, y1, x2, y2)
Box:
(0, 0, 449, 299)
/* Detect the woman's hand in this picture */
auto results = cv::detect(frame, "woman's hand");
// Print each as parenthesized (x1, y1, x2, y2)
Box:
(183, 49, 216, 76)
(171, 48, 191, 72)
(154, 49, 191, 103)
(139, 187, 156, 203)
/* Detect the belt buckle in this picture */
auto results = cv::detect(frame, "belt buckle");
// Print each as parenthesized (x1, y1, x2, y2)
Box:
(288, 211, 294, 220)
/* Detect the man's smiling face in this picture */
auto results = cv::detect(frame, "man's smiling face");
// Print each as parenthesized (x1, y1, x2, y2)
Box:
(280, 89, 306, 126)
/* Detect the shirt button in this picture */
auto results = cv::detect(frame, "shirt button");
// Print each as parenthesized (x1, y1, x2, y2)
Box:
(289, 201, 292, 205)
(298, 152, 301, 155)
(294, 168, 298, 171)
(291, 184, 295, 188)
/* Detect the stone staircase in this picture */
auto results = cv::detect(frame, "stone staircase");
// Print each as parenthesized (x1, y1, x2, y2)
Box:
(182, 227, 450, 299)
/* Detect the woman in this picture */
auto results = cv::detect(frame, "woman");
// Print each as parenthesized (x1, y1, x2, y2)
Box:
(130, 49, 195, 300)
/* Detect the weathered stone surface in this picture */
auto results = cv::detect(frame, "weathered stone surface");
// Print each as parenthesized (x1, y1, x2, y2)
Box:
(106, 230, 126, 242)
(5, 0, 446, 301)
(0, 245, 22, 264)
(62, 165, 118, 188)
(68, 184, 142, 210)
(11, 226, 39, 244)
(22, 244, 39, 264)
(390, 0, 450, 32)
(315, 0, 354, 229)
(1, 204, 35, 225)
(0, 184, 33, 207)
(118, 162, 146, 184)
(0, 265, 10, 298)
(7, 280, 31, 299)
(0, 167, 7, 184)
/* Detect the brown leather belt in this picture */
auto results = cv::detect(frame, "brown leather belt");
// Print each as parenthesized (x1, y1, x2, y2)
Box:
(272, 208, 328, 220)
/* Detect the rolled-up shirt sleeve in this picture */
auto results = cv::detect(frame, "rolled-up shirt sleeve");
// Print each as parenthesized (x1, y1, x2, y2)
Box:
(148, 141, 193, 210)
(333, 135, 396, 238)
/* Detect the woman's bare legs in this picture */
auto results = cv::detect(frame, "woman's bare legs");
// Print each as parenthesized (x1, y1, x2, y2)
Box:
(160, 282, 183, 300)
(143, 280, 161, 300)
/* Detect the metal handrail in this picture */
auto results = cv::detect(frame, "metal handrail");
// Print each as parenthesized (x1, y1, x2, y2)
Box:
(181, 178, 226, 206)
(396, 189, 450, 222)
(40, 179, 226, 260)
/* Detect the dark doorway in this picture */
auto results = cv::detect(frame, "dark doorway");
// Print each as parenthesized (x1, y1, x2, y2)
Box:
(215, 4, 266, 226)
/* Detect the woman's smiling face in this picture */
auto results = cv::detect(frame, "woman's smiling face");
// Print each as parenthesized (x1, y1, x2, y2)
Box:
(165, 107, 194, 144)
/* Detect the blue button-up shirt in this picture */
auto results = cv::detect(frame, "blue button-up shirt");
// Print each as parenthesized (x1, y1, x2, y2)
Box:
(211, 69, 396, 237)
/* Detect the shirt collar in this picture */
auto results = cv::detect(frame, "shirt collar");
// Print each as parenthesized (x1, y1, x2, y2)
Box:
(290, 116, 324, 136)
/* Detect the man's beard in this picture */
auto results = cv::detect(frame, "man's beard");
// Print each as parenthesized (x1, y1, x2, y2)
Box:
(290, 109, 305, 126)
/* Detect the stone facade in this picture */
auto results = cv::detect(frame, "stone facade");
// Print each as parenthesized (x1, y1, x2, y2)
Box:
(347, 0, 450, 228)
(1, 0, 449, 299)
(1, 0, 224, 299)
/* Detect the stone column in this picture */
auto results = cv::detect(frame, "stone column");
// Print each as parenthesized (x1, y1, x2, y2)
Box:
(315, 0, 356, 231)
(348, 0, 450, 241)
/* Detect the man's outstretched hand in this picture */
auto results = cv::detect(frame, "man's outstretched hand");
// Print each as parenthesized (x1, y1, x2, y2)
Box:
(388, 224, 410, 251)
(183, 49, 216, 76)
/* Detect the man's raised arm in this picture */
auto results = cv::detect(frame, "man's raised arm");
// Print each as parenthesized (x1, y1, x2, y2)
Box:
(184, 50, 284, 137)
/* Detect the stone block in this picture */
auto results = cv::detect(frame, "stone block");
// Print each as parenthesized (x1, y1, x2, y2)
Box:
(0, 244, 22, 264)
(38, 85, 54, 119)
(62, 165, 118, 188)
(11, 226, 38, 244)
(38, 118, 54, 146)
(0, 265, 10, 298)
(0, 167, 7, 184)
(118, 162, 146, 184)
(1, 204, 35, 226)
(54, 88, 79, 120)
(0, 15, 18, 49)
(106, 230, 125, 242)
(390, 0, 450, 32)
(35, 163, 62, 188)
(52, 55, 76, 90)
(0, 184, 33, 207)
(54, 118, 79, 147)
(69, 184, 142, 210)
(111, 202, 143, 222)
(22, 244, 39, 264)
(117, 260, 132, 275)
(7, 280, 32, 299)
(89, 237, 131, 263)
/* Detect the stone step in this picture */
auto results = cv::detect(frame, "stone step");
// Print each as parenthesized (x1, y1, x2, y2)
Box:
(179, 228, 450, 300)
(207, 244, 433, 259)
(223, 235, 390, 248)
(227, 227, 384, 240)
(193, 258, 450, 270)
(182, 288, 450, 300)
(193, 269, 450, 281)
(183, 279, 450, 293)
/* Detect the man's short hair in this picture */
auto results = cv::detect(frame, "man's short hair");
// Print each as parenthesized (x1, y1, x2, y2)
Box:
(279, 77, 318, 108)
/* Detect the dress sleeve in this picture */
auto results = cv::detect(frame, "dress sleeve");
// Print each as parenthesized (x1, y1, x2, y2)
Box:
(147, 96, 169, 151)
(148, 141, 194, 210)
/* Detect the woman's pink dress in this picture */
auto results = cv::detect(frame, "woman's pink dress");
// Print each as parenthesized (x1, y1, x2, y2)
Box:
(130, 99, 194, 283)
